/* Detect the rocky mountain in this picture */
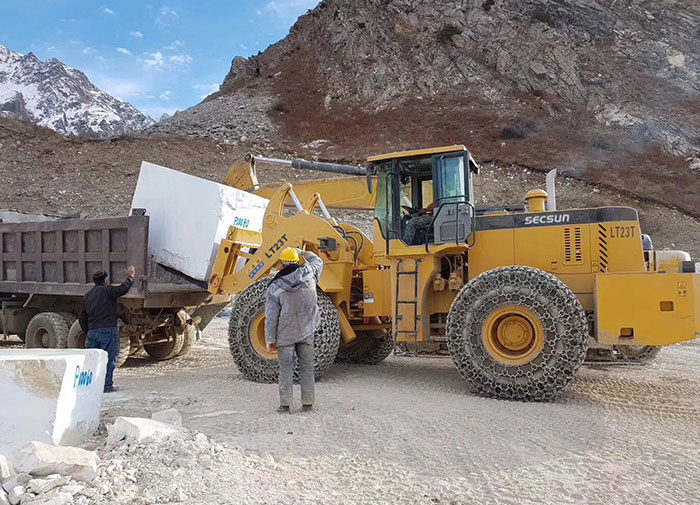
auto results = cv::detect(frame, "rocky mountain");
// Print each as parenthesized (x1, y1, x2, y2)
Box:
(0, 45, 153, 137)
(152, 0, 700, 217)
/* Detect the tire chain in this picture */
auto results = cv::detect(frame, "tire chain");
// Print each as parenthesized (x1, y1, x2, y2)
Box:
(335, 330, 395, 365)
(228, 279, 341, 383)
(446, 266, 589, 401)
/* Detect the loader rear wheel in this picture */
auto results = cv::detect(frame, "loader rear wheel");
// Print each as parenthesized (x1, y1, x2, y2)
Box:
(66, 320, 131, 367)
(446, 266, 588, 401)
(613, 345, 661, 363)
(228, 279, 341, 383)
(335, 330, 394, 365)
(25, 313, 70, 349)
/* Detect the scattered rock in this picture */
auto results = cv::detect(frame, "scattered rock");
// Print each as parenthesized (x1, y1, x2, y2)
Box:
(57, 484, 83, 496)
(27, 475, 69, 494)
(194, 433, 209, 449)
(13, 442, 100, 482)
(307, 139, 331, 149)
(22, 492, 72, 505)
(0, 456, 12, 481)
(2, 474, 30, 494)
(109, 417, 185, 444)
(151, 408, 182, 427)
(6, 486, 23, 505)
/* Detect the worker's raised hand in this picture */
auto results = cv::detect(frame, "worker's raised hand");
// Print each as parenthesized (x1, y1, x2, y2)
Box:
(126, 266, 136, 278)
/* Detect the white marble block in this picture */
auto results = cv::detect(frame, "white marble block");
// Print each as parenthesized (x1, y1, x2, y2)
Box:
(130, 161, 269, 281)
(0, 349, 107, 462)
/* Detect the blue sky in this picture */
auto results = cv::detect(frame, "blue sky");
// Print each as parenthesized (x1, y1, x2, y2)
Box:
(0, 0, 320, 119)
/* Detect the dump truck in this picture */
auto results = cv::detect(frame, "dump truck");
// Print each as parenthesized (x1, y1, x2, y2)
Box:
(0, 213, 230, 366)
(208, 145, 700, 401)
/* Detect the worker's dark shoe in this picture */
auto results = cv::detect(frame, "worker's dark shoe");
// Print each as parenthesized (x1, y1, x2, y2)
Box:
(277, 405, 291, 414)
(103, 385, 119, 393)
(301, 404, 313, 412)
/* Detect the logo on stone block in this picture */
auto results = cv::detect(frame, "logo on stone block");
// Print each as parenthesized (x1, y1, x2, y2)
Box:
(74, 365, 94, 388)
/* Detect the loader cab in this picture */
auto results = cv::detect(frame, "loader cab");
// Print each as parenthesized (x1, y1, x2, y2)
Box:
(369, 145, 479, 250)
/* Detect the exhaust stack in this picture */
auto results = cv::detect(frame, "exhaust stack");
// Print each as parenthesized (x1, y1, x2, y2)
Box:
(546, 169, 557, 211)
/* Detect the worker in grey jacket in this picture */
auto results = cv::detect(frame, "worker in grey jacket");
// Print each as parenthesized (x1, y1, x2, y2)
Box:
(265, 247, 324, 413)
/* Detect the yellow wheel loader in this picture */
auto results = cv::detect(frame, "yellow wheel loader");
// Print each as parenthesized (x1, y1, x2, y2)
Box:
(209, 146, 700, 401)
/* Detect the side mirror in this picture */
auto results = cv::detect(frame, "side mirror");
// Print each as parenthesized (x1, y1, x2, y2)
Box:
(366, 174, 373, 194)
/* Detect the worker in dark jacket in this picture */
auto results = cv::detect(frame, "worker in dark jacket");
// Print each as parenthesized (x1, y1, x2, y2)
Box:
(78, 266, 135, 392)
(265, 248, 323, 413)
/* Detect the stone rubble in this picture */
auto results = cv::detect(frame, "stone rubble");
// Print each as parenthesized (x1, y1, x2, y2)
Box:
(13, 443, 99, 483)
(107, 416, 185, 444)
(0, 457, 11, 482)
(0, 413, 207, 504)
(151, 408, 182, 427)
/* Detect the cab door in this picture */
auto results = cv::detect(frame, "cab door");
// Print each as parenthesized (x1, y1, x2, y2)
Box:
(431, 152, 475, 245)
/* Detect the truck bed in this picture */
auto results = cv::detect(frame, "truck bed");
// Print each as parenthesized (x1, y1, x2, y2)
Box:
(0, 215, 208, 300)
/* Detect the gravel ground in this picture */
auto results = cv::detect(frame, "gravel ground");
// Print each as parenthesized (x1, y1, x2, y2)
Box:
(71, 317, 700, 505)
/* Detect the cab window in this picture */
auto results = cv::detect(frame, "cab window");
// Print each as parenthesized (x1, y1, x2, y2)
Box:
(435, 155, 467, 205)
(374, 168, 395, 239)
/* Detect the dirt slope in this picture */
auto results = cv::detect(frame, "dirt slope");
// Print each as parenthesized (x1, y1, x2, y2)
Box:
(2, 116, 698, 257)
(153, 0, 700, 218)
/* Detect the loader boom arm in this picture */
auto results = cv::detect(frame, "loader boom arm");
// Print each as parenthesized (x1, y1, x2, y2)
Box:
(224, 154, 377, 210)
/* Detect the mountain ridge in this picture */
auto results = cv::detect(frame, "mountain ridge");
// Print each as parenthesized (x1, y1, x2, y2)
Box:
(0, 44, 153, 137)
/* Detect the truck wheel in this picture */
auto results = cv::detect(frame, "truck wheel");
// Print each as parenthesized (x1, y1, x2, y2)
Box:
(25, 313, 70, 349)
(228, 279, 341, 383)
(67, 320, 87, 349)
(176, 325, 196, 358)
(613, 345, 661, 363)
(143, 327, 184, 360)
(336, 330, 394, 364)
(66, 320, 131, 368)
(128, 335, 141, 356)
(56, 313, 77, 348)
(446, 266, 589, 401)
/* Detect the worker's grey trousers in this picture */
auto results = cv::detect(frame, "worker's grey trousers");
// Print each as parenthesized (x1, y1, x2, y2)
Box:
(278, 339, 315, 407)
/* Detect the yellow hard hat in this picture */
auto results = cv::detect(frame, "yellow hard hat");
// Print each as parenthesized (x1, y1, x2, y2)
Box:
(280, 247, 300, 263)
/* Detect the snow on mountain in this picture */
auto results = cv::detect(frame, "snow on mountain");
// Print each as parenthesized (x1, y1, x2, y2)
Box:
(0, 44, 153, 137)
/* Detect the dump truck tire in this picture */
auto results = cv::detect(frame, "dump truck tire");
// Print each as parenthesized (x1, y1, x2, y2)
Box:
(613, 345, 661, 363)
(228, 279, 341, 383)
(56, 312, 77, 348)
(144, 328, 184, 360)
(67, 320, 131, 367)
(67, 320, 86, 349)
(25, 312, 70, 349)
(335, 331, 394, 365)
(446, 266, 589, 401)
(176, 325, 196, 358)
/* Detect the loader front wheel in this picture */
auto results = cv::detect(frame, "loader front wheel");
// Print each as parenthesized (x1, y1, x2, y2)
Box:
(446, 266, 589, 401)
(335, 330, 394, 365)
(228, 279, 341, 383)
